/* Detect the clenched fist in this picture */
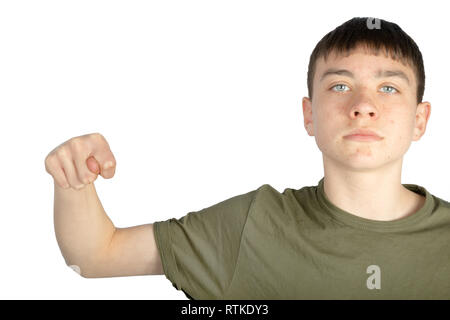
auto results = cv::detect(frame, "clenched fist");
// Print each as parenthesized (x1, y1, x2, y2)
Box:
(44, 133, 116, 190)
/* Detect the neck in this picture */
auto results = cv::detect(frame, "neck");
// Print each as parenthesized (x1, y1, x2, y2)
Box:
(322, 155, 425, 221)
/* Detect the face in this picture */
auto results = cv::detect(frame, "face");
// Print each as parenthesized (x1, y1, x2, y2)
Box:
(302, 46, 431, 171)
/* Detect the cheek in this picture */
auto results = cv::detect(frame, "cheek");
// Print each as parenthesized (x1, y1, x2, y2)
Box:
(383, 117, 415, 154)
(314, 121, 340, 152)
(387, 112, 415, 138)
(315, 114, 334, 136)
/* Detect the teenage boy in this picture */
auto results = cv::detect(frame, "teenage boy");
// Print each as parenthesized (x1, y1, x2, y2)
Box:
(46, 17, 450, 300)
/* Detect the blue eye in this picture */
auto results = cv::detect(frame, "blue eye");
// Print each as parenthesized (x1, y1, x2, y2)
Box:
(380, 86, 398, 94)
(331, 84, 349, 92)
(330, 84, 398, 94)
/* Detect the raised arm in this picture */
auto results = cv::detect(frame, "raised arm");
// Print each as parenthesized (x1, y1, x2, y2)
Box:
(45, 132, 163, 278)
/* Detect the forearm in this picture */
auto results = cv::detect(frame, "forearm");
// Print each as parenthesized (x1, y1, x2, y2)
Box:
(53, 181, 116, 277)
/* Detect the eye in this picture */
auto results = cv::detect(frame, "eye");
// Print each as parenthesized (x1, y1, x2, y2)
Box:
(330, 84, 399, 94)
(380, 85, 398, 94)
(330, 84, 349, 92)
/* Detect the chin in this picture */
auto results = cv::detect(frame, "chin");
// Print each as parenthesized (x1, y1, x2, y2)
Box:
(324, 152, 385, 169)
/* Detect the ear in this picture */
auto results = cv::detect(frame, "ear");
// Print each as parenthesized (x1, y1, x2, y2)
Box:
(412, 101, 431, 141)
(302, 97, 314, 136)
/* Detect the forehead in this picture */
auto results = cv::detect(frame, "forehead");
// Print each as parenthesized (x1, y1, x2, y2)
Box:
(315, 47, 415, 87)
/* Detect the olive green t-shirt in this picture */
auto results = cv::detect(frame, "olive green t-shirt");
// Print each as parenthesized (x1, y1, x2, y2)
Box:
(152, 177, 450, 300)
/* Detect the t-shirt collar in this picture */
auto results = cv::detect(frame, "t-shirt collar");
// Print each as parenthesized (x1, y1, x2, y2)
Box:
(315, 177, 435, 233)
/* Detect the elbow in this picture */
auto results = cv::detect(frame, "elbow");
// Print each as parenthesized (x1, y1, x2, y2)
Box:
(66, 262, 97, 278)
(67, 264, 85, 277)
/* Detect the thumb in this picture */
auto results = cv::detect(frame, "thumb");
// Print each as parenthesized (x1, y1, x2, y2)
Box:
(86, 156, 100, 175)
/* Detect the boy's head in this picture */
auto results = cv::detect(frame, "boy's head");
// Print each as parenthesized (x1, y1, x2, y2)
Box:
(306, 17, 425, 105)
(302, 17, 431, 171)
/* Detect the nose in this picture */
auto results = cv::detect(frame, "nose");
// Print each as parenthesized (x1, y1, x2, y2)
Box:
(348, 92, 379, 120)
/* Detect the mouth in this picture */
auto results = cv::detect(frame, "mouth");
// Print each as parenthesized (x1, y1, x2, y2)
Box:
(343, 128, 383, 141)
(344, 134, 383, 142)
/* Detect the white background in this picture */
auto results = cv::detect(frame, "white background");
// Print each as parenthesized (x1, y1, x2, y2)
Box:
(0, 0, 448, 299)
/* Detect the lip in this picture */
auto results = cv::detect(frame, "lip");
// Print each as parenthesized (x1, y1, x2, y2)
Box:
(344, 129, 383, 141)
(344, 134, 383, 142)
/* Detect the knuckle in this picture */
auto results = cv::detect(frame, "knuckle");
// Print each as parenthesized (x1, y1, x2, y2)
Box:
(94, 133, 111, 149)
(44, 155, 56, 171)
(68, 138, 85, 152)
(92, 132, 105, 143)
(55, 146, 70, 159)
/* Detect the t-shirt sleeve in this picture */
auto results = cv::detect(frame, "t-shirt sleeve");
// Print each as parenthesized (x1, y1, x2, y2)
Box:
(152, 187, 260, 300)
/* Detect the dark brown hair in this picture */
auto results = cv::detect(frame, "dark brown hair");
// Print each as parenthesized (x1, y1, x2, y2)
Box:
(307, 17, 425, 105)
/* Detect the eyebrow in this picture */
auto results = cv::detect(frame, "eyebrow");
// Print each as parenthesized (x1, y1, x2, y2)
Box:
(320, 68, 411, 85)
